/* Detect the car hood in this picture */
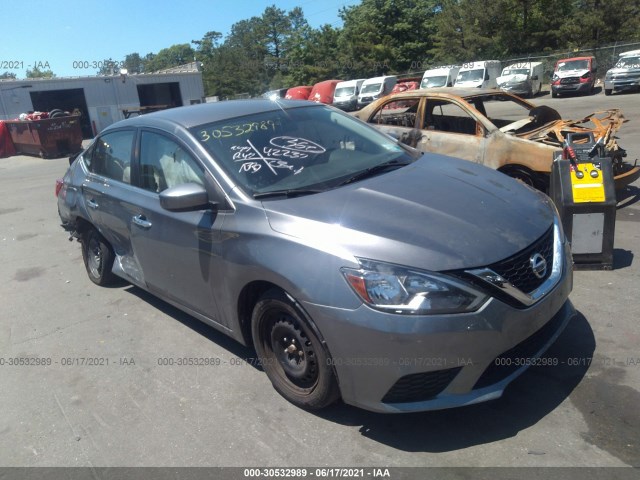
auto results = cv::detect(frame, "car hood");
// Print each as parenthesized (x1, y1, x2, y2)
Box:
(607, 66, 640, 75)
(555, 69, 589, 78)
(262, 155, 554, 272)
(497, 74, 529, 84)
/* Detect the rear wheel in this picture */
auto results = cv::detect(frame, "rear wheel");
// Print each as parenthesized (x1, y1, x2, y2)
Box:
(81, 228, 117, 286)
(251, 290, 340, 410)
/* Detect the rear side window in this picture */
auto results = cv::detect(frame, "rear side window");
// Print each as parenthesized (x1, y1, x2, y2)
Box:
(85, 130, 135, 183)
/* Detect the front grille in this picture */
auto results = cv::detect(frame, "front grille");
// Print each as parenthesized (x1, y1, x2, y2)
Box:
(489, 226, 554, 294)
(381, 367, 462, 404)
(560, 77, 580, 84)
(473, 311, 566, 389)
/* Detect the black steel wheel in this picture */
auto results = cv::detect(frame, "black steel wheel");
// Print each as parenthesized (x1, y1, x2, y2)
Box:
(251, 290, 340, 410)
(81, 228, 117, 286)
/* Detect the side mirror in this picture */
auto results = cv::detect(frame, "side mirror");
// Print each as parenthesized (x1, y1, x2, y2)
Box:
(160, 183, 213, 212)
(531, 75, 538, 80)
(484, 72, 489, 80)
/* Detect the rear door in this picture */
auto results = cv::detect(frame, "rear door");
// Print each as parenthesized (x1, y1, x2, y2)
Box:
(81, 129, 140, 278)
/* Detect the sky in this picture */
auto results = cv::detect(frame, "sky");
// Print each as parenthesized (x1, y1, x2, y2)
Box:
(1, 0, 357, 79)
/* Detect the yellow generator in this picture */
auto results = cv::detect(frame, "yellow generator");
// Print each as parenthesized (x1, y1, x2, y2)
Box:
(549, 133, 617, 270)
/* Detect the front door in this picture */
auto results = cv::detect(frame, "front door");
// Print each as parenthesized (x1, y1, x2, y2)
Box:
(128, 130, 224, 323)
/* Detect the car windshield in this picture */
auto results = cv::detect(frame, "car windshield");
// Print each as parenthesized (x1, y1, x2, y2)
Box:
(557, 60, 589, 71)
(361, 83, 382, 94)
(457, 69, 484, 82)
(502, 68, 529, 76)
(421, 75, 447, 88)
(334, 86, 355, 97)
(616, 56, 640, 68)
(192, 105, 417, 197)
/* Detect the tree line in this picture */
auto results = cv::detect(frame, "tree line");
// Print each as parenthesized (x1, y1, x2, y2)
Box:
(4, 0, 639, 95)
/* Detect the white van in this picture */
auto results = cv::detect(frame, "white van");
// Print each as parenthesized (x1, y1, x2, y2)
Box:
(496, 61, 544, 97)
(420, 66, 460, 88)
(454, 60, 502, 89)
(332, 79, 366, 111)
(357, 75, 397, 109)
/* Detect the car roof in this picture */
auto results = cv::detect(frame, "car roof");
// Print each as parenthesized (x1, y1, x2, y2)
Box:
(107, 99, 320, 130)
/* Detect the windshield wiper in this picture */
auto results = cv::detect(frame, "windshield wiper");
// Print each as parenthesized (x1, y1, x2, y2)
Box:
(253, 188, 324, 199)
(338, 159, 412, 186)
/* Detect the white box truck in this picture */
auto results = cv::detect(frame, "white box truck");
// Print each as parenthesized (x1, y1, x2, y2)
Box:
(496, 61, 544, 97)
(420, 66, 460, 88)
(454, 60, 502, 89)
(332, 79, 366, 111)
(357, 75, 397, 109)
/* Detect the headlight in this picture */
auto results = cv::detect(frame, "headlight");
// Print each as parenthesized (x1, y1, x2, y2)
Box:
(341, 259, 488, 315)
(552, 74, 559, 82)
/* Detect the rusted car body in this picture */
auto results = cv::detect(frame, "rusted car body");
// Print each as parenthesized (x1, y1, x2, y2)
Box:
(354, 88, 639, 191)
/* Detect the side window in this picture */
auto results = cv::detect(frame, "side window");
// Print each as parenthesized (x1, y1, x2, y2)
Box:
(86, 130, 135, 183)
(139, 131, 205, 193)
(424, 100, 481, 135)
(369, 99, 420, 128)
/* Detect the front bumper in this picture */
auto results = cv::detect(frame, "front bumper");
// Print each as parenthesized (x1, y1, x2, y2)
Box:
(552, 81, 593, 94)
(499, 82, 530, 96)
(604, 79, 640, 92)
(333, 99, 357, 111)
(303, 252, 574, 413)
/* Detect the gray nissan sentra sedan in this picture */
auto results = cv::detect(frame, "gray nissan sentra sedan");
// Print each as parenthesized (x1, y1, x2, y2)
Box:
(56, 99, 575, 413)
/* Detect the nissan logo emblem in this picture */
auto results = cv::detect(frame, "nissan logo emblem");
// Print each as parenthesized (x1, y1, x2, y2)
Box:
(530, 253, 547, 279)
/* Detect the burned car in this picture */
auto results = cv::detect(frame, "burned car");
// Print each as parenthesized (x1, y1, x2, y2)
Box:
(57, 99, 575, 413)
(354, 88, 640, 192)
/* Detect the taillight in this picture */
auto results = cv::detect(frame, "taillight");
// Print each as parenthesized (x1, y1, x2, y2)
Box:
(55, 179, 64, 198)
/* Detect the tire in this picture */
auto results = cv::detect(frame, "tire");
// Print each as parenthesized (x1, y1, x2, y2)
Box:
(551, 90, 558, 98)
(251, 290, 340, 410)
(605, 89, 612, 96)
(81, 228, 117, 286)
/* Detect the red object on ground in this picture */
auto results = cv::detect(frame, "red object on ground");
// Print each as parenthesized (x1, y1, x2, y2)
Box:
(0, 121, 17, 158)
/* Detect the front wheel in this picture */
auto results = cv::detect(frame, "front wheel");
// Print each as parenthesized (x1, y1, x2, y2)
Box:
(604, 89, 612, 96)
(81, 228, 117, 286)
(251, 290, 340, 410)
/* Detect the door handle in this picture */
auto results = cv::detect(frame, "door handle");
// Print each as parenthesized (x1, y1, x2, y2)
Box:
(132, 214, 152, 229)
(87, 199, 99, 209)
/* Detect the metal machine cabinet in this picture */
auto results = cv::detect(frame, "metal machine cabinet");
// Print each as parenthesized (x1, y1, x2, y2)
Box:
(549, 133, 617, 270)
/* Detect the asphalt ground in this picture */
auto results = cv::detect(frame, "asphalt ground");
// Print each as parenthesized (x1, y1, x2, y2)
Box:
(0, 90, 639, 476)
